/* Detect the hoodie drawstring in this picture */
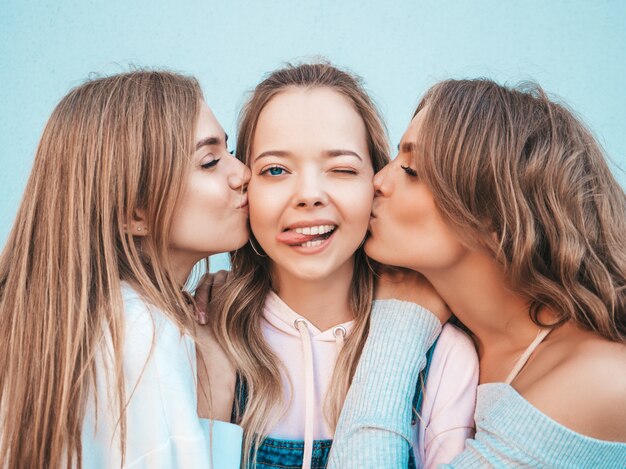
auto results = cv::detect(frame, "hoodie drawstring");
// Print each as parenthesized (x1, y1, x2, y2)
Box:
(294, 318, 314, 469)
(332, 325, 346, 352)
(293, 320, 348, 469)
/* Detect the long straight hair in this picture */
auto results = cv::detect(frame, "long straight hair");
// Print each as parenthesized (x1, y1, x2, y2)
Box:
(213, 62, 390, 465)
(414, 79, 625, 342)
(0, 71, 204, 468)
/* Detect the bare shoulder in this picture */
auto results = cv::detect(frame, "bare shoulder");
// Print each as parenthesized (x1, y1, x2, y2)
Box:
(521, 328, 626, 442)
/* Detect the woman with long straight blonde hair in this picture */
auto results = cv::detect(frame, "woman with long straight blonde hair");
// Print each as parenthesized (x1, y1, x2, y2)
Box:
(210, 62, 478, 469)
(0, 70, 249, 468)
(329, 79, 626, 467)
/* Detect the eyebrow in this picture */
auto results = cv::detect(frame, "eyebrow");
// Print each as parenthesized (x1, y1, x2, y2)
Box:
(253, 149, 363, 162)
(196, 133, 228, 150)
(397, 142, 417, 153)
(325, 149, 363, 161)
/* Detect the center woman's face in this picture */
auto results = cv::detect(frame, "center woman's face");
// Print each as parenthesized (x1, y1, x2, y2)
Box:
(248, 88, 374, 281)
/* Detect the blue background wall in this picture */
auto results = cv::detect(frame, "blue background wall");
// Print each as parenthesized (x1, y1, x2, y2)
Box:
(2, 0, 625, 270)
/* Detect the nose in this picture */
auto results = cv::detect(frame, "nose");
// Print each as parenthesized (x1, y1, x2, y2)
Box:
(373, 163, 391, 197)
(294, 169, 328, 208)
(228, 158, 251, 193)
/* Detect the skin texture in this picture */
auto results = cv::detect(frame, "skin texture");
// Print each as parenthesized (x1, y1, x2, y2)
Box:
(164, 102, 250, 285)
(367, 110, 469, 274)
(248, 87, 375, 330)
(365, 108, 626, 442)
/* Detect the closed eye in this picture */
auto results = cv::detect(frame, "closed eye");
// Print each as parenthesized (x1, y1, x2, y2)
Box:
(401, 165, 418, 177)
(201, 158, 220, 169)
(332, 168, 358, 175)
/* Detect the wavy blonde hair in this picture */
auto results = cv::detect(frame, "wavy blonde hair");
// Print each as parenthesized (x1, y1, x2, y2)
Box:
(0, 70, 205, 468)
(213, 62, 390, 465)
(414, 79, 625, 342)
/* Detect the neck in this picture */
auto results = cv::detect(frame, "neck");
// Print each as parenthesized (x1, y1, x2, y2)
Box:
(421, 250, 550, 359)
(272, 259, 354, 331)
(169, 251, 199, 288)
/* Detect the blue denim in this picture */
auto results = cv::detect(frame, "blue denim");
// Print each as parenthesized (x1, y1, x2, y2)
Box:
(253, 437, 332, 469)
(235, 340, 438, 468)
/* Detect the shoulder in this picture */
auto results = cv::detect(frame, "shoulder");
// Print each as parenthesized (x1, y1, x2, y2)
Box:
(121, 283, 185, 343)
(433, 323, 479, 371)
(523, 328, 626, 442)
(119, 283, 192, 374)
(424, 323, 479, 406)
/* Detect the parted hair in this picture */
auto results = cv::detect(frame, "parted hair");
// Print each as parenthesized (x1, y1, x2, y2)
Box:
(212, 62, 390, 466)
(0, 70, 204, 468)
(414, 79, 625, 342)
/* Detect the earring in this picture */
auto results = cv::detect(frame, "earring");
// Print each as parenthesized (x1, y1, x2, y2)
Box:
(249, 237, 267, 257)
(137, 226, 143, 232)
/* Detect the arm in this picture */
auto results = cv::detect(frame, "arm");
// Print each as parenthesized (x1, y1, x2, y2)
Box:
(328, 299, 442, 468)
(420, 324, 478, 468)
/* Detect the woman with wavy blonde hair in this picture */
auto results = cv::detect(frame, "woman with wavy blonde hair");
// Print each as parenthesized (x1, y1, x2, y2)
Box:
(211, 63, 478, 469)
(329, 79, 626, 468)
(0, 70, 249, 468)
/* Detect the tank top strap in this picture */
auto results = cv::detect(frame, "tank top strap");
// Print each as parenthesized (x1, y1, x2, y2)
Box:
(504, 328, 552, 384)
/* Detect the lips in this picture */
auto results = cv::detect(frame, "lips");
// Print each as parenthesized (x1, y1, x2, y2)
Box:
(276, 221, 337, 246)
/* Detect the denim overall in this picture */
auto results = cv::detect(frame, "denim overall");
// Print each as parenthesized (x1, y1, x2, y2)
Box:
(233, 340, 439, 469)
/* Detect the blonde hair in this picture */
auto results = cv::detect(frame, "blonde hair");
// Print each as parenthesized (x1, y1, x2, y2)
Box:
(213, 62, 390, 465)
(0, 70, 205, 468)
(414, 79, 625, 342)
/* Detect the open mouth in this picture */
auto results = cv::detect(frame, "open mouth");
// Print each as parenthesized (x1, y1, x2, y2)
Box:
(276, 224, 338, 247)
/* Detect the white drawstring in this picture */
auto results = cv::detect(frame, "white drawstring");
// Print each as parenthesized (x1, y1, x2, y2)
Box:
(294, 318, 314, 469)
(332, 325, 346, 352)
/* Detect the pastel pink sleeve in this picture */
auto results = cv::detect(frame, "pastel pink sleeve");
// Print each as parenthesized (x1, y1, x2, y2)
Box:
(420, 324, 478, 468)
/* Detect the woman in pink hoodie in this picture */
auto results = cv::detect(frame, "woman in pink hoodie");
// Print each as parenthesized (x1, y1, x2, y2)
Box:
(211, 62, 479, 469)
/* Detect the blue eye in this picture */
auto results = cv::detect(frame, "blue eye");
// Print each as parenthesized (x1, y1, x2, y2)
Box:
(261, 165, 286, 176)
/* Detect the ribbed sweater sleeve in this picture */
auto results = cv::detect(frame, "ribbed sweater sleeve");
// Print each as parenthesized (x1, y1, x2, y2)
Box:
(328, 300, 442, 468)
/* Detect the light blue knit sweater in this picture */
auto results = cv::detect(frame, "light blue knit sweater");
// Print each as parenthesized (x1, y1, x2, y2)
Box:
(328, 300, 626, 468)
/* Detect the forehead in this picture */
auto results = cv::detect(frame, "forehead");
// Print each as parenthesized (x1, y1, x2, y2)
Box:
(195, 101, 224, 139)
(400, 110, 426, 145)
(253, 87, 367, 145)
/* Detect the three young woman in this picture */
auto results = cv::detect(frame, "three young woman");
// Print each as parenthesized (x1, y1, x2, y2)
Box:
(210, 63, 478, 469)
(328, 79, 626, 467)
(0, 71, 248, 468)
(2, 66, 624, 469)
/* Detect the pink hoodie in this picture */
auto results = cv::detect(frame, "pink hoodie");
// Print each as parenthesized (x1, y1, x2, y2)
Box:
(261, 291, 478, 468)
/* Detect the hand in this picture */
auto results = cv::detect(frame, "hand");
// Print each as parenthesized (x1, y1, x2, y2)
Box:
(194, 270, 230, 325)
(375, 265, 452, 324)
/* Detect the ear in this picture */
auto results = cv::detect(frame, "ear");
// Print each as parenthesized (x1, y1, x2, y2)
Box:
(129, 208, 149, 237)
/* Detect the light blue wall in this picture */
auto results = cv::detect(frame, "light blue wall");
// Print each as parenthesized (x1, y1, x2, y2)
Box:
(2, 1, 625, 270)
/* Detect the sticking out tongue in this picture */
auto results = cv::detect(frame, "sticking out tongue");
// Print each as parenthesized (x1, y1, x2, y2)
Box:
(275, 230, 319, 245)
(276, 228, 336, 246)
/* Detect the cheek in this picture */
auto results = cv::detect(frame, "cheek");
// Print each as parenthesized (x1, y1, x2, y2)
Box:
(347, 182, 374, 228)
(247, 182, 281, 242)
(170, 175, 228, 241)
